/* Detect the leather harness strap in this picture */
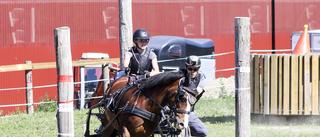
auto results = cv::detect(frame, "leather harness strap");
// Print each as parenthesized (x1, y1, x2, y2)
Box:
(109, 83, 133, 113)
(122, 106, 161, 123)
(99, 88, 140, 135)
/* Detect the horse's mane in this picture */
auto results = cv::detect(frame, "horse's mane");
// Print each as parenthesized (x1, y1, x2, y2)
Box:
(139, 71, 185, 90)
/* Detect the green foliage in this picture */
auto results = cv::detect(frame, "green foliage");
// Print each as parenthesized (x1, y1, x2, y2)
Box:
(218, 77, 227, 98)
(35, 92, 57, 112)
(218, 76, 234, 99)
(9, 107, 26, 115)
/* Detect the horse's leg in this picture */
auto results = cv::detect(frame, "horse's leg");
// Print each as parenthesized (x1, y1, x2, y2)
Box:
(101, 111, 117, 137)
(101, 125, 115, 137)
(110, 129, 118, 137)
(118, 125, 130, 137)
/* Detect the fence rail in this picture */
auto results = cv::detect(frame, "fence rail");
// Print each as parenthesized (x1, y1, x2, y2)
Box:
(251, 54, 319, 115)
(0, 58, 120, 72)
(0, 57, 119, 114)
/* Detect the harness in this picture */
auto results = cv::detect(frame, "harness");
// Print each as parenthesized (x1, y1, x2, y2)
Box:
(107, 83, 133, 113)
(111, 82, 191, 130)
(84, 76, 198, 137)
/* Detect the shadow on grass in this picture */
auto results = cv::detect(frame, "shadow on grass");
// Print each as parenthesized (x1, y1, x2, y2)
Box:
(252, 114, 320, 125)
(199, 115, 235, 124)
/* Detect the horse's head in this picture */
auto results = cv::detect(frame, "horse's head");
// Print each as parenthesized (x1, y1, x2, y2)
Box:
(166, 85, 196, 130)
(139, 71, 197, 131)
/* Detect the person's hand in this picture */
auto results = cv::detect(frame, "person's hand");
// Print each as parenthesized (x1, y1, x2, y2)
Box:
(124, 67, 131, 75)
(196, 87, 203, 94)
(144, 71, 150, 78)
(196, 89, 205, 100)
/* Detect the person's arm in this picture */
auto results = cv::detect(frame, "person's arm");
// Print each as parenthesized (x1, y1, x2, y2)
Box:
(150, 57, 160, 76)
(123, 53, 131, 68)
(196, 73, 207, 93)
(193, 73, 206, 102)
(198, 73, 206, 88)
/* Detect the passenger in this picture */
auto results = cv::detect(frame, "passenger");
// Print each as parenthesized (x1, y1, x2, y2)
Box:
(116, 28, 159, 79)
(182, 55, 208, 137)
(85, 69, 98, 92)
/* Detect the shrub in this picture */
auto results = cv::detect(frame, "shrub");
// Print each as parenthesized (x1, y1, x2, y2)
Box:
(35, 93, 57, 112)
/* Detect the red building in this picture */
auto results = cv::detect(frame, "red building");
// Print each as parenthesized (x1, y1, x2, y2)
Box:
(1, 0, 320, 115)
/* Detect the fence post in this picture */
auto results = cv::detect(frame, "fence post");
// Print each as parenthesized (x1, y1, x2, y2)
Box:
(102, 57, 110, 94)
(80, 66, 85, 109)
(54, 26, 74, 137)
(25, 61, 33, 114)
(235, 17, 251, 137)
(119, 0, 133, 69)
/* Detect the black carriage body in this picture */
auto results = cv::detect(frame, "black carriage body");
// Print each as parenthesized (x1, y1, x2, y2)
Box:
(148, 36, 214, 71)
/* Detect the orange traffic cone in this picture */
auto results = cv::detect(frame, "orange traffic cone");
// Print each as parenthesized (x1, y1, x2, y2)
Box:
(293, 24, 311, 54)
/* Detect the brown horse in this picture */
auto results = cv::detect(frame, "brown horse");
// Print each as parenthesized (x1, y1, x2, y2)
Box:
(97, 71, 192, 137)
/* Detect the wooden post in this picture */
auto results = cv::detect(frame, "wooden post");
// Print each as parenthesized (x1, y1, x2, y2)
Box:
(235, 17, 250, 137)
(25, 61, 33, 114)
(102, 57, 110, 94)
(263, 55, 270, 114)
(80, 66, 85, 109)
(54, 27, 74, 137)
(119, 0, 133, 69)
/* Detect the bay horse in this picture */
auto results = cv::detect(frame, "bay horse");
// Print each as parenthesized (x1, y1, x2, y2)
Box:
(86, 71, 194, 137)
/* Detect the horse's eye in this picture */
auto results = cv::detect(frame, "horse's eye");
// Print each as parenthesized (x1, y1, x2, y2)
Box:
(180, 97, 187, 102)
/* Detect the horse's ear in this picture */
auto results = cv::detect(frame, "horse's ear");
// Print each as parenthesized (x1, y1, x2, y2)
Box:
(183, 72, 191, 86)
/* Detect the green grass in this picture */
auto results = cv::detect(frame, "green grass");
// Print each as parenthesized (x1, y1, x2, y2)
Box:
(1, 98, 320, 136)
(195, 97, 235, 136)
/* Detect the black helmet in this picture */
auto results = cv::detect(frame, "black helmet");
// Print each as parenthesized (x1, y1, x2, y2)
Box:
(133, 28, 150, 40)
(185, 55, 201, 67)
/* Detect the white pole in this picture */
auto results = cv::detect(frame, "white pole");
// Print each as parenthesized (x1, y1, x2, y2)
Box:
(80, 66, 85, 109)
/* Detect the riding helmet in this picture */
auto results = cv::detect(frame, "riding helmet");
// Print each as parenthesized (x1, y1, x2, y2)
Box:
(133, 28, 150, 40)
(185, 55, 201, 67)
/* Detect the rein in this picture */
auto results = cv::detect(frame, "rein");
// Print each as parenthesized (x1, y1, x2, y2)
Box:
(142, 90, 165, 110)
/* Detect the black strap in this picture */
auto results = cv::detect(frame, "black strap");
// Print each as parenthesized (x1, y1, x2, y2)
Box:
(174, 110, 190, 114)
(130, 89, 141, 113)
(110, 83, 133, 113)
(142, 90, 165, 110)
(99, 89, 140, 135)
(122, 106, 161, 123)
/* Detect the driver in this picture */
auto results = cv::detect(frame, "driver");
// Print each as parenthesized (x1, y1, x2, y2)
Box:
(116, 28, 159, 79)
(182, 55, 208, 137)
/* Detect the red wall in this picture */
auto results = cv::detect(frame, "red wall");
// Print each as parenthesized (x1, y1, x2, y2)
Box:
(1, 0, 320, 115)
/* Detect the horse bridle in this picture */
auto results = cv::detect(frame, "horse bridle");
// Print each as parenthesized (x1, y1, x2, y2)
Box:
(143, 84, 195, 116)
(167, 85, 192, 115)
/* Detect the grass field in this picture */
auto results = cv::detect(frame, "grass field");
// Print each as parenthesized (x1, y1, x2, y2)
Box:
(1, 98, 320, 137)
